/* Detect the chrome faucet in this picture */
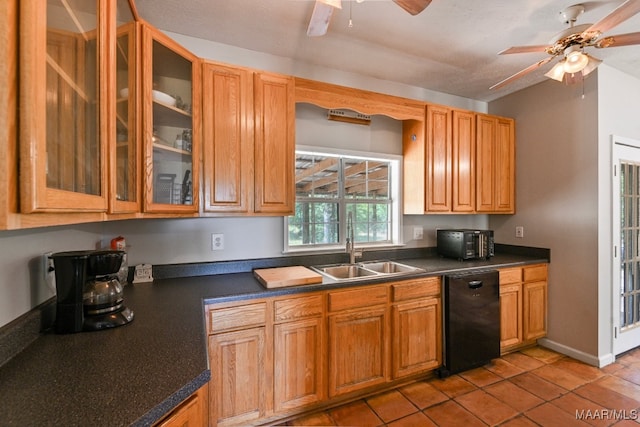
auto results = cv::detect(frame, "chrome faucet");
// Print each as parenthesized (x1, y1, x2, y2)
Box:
(346, 211, 362, 264)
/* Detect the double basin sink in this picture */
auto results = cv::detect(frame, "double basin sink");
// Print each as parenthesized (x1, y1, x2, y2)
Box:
(311, 260, 425, 281)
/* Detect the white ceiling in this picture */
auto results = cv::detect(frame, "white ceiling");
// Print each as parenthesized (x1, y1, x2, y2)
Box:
(133, 0, 640, 102)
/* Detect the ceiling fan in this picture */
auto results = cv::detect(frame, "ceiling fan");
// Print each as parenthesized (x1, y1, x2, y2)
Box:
(490, 0, 640, 90)
(307, 0, 432, 37)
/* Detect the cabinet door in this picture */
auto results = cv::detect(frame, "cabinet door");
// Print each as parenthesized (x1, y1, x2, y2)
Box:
(451, 110, 475, 212)
(274, 317, 325, 411)
(209, 328, 266, 426)
(328, 307, 388, 397)
(495, 117, 515, 212)
(425, 105, 452, 212)
(523, 281, 547, 341)
(155, 385, 208, 427)
(20, 0, 108, 212)
(392, 297, 441, 379)
(142, 25, 200, 213)
(202, 63, 253, 213)
(110, 13, 140, 213)
(253, 72, 295, 214)
(500, 283, 522, 351)
(476, 114, 496, 212)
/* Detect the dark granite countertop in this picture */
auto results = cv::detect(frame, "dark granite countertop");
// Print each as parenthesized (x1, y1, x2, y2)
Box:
(0, 246, 549, 426)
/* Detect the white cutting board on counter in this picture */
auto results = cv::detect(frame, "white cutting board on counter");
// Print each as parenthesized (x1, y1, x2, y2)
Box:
(253, 266, 323, 288)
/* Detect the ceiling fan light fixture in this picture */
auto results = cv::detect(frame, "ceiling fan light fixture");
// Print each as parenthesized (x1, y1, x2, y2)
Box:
(563, 45, 588, 73)
(581, 53, 602, 76)
(545, 60, 567, 82)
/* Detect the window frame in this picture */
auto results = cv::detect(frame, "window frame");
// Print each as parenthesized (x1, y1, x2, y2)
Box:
(284, 146, 403, 254)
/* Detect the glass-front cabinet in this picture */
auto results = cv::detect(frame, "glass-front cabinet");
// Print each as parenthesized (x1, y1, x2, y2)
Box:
(20, 0, 108, 212)
(141, 25, 200, 213)
(111, 0, 139, 213)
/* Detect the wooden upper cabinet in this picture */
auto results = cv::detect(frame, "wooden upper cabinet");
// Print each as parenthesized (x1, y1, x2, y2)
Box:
(254, 72, 295, 214)
(451, 110, 476, 212)
(202, 62, 253, 213)
(476, 113, 515, 213)
(110, 1, 140, 214)
(20, 0, 108, 213)
(141, 24, 200, 213)
(425, 105, 452, 212)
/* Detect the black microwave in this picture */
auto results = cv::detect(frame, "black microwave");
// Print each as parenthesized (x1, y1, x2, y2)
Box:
(436, 229, 494, 260)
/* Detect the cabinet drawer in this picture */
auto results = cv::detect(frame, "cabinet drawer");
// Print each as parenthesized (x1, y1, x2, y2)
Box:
(208, 302, 267, 334)
(499, 267, 522, 285)
(274, 294, 323, 322)
(391, 277, 440, 302)
(328, 285, 388, 312)
(523, 264, 547, 282)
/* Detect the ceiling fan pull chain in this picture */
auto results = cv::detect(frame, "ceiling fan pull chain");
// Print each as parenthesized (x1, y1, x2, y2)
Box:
(349, 0, 354, 28)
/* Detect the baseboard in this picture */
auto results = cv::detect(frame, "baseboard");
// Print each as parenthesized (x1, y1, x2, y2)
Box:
(537, 338, 615, 367)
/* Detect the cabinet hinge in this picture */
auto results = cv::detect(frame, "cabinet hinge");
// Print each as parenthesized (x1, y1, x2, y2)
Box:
(615, 327, 618, 339)
(614, 164, 617, 177)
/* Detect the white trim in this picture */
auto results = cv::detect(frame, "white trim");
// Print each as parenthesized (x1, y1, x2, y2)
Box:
(538, 338, 614, 367)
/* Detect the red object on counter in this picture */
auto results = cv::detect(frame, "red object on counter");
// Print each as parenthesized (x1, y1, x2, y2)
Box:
(111, 236, 126, 251)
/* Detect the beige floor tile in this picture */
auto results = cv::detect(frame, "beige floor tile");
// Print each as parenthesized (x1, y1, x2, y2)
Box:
(366, 390, 418, 423)
(484, 380, 545, 412)
(398, 380, 449, 409)
(455, 389, 520, 425)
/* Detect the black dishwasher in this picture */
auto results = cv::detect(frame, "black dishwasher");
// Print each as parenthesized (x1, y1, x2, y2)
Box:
(438, 270, 500, 377)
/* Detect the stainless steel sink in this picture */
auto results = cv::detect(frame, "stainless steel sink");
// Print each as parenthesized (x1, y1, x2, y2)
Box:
(359, 260, 423, 274)
(311, 260, 424, 281)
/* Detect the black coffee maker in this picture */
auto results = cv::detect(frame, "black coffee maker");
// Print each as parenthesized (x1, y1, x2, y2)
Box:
(50, 250, 134, 333)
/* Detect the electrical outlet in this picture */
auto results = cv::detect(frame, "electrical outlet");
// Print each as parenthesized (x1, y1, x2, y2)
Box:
(413, 227, 424, 240)
(211, 233, 224, 251)
(42, 252, 56, 292)
(515, 226, 524, 238)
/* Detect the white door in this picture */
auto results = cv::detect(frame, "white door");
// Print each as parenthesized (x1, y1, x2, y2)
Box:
(613, 138, 640, 355)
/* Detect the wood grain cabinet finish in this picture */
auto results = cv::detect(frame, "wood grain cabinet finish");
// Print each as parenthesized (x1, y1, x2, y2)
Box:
(451, 110, 476, 212)
(476, 113, 515, 213)
(499, 264, 548, 353)
(202, 65, 294, 215)
(273, 295, 325, 412)
(154, 385, 208, 427)
(391, 277, 442, 379)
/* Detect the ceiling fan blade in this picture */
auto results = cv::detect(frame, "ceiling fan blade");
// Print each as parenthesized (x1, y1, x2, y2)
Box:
(490, 56, 555, 90)
(498, 45, 550, 55)
(581, 0, 640, 39)
(392, 0, 432, 16)
(596, 31, 640, 48)
(307, 0, 341, 37)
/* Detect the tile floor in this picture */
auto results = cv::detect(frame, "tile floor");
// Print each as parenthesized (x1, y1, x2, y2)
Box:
(282, 346, 640, 426)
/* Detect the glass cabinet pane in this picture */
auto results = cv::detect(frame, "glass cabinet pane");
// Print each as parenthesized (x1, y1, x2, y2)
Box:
(150, 40, 194, 206)
(114, 0, 137, 205)
(46, 0, 100, 196)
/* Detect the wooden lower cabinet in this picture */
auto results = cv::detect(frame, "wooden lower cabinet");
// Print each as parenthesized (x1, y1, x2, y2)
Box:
(392, 298, 441, 378)
(209, 327, 266, 426)
(499, 264, 548, 353)
(328, 306, 389, 397)
(154, 385, 208, 427)
(273, 294, 325, 412)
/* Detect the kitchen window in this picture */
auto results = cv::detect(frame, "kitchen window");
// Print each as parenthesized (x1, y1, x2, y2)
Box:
(285, 149, 401, 252)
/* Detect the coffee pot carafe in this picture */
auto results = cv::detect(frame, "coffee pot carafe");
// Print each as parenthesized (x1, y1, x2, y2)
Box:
(50, 250, 134, 334)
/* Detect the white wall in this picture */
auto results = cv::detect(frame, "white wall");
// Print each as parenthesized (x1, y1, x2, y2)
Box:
(0, 35, 489, 329)
(596, 65, 640, 361)
(488, 75, 600, 362)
